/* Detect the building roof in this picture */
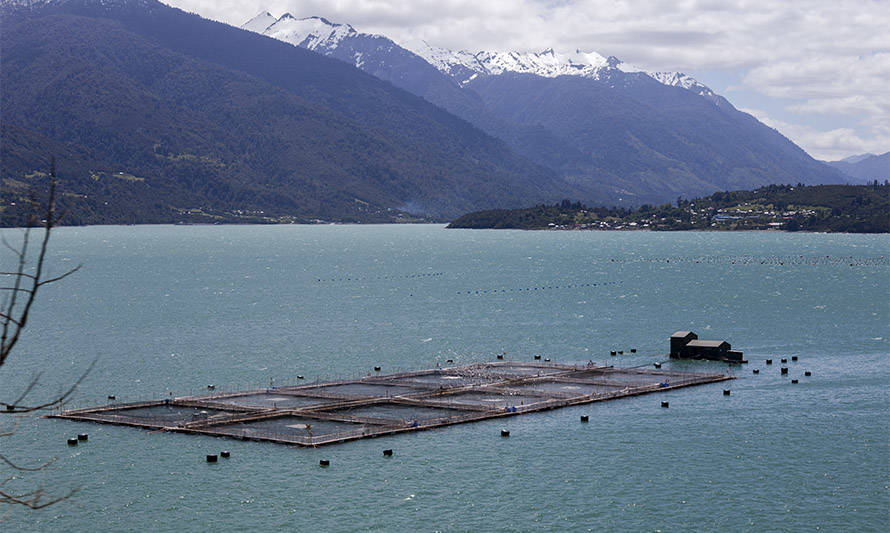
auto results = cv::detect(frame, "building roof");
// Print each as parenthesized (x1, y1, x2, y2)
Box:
(686, 340, 729, 348)
(671, 331, 695, 338)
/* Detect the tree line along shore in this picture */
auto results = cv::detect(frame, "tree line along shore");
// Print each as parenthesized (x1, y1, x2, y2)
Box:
(447, 183, 890, 233)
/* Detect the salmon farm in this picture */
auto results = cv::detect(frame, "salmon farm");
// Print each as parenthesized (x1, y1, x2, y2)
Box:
(51, 362, 731, 447)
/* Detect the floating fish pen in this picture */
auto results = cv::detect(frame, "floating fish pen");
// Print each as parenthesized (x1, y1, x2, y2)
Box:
(50, 362, 730, 447)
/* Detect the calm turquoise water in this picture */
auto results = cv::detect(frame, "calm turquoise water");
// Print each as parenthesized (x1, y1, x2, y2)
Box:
(2, 225, 888, 531)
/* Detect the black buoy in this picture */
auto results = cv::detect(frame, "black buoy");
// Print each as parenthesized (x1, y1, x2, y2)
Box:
(220, 451, 230, 459)
(501, 429, 510, 437)
(723, 389, 731, 396)
(630, 348, 637, 353)
(67, 438, 78, 446)
(610, 350, 616, 356)
(618, 350, 624, 355)
(544, 358, 551, 362)
(804, 371, 812, 377)
(534, 355, 541, 360)
(496, 354, 504, 360)
(781, 358, 788, 363)
(753, 369, 760, 374)
(791, 356, 798, 361)
(206, 454, 218, 463)
(765, 359, 772, 364)
(446, 359, 454, 363)
(661, 401, 669, 408)
(374, 366, 381, 372)
(77, 434, 88, 441)
(791, 379, 798, 384)
(207, 384, 215, 390)
(383, 449, 393, 456)
(108, 395, 116, 400)
(580, 415, 589, 422)
(319, 459, 330, 467)
(297, 375, 304, 379)
(781, 367, 789, 374)
(654, 362, 661, 369)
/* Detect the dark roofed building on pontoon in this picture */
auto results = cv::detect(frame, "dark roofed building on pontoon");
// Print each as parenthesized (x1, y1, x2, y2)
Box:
(670, 331, 744, 362)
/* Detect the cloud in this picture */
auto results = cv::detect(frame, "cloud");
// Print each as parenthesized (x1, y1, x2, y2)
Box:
(742, 108, 890, 161)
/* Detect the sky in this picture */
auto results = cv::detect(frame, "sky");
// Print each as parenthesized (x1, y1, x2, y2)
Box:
(162, 0, 889, 161)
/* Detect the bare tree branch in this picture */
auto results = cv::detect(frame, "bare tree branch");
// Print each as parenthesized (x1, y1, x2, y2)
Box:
(2, 359, 96, 413)
(0, 487, 79, 510)
(0, 452, 56, 472)
(1, 158, 86, 512)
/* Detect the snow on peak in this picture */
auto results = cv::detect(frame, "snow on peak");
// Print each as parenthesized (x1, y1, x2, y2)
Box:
(648, 71, 715, 97)
(241, 11, 716, 100)
(404, 39, 490, 81)
(242, 11, 277, 34)
(475, 49, 611, 79)
(242, 13, 357, 51)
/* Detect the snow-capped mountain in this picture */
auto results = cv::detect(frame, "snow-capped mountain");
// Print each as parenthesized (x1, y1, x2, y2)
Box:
(241, 10, 276, 33)
(242, 12, 716, 98)
(239, 11, 845, 204)
(258, 14, 358, 52)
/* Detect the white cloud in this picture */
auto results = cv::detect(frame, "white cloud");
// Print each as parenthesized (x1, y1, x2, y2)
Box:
(162, 0, 890, 158)
(742, 108, 890, 161)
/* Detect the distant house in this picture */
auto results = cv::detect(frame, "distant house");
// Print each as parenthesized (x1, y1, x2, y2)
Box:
(670, 331, 744, 362)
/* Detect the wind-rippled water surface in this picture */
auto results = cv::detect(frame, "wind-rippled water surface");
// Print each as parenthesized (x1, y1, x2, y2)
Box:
(2, 225, 888, 531)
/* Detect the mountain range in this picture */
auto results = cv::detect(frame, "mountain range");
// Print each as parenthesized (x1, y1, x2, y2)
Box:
(825, 152, 890, 183)
(1, 0, 585, 224)
(0, 1, 854, 225)
(242, 11, 848, 205)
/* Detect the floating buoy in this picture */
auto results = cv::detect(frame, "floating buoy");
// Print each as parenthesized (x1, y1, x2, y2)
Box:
(67, 438, 78, 446)
(383, 449, 393, 456)
(610, 351, 617, 356)
(781, 358, 787, 363)
(580, 415, 589, 422)
(501, 429, 510, 437)
(753, 369, 759, 374)
(108, 395, 116, 400)
(654, 362, 661, 369)
(533, 355, 541, 360)
(630, 349, 636, 353)
(781, 367, 788, 374)
(206, 454, 218, 463)
(723, 389, 731, 396)
(661, 401, 669, 408)
(319, 459, 330, 467)
(791, 356, 798, 361)
(297, 375, 304, 379)
(791, 379, 798, 384)
(446, 359, 454, 363)
(618, 351, 624, 355)
(207, 384, 215, 390)
(496, 354, 504, 360)
(374, 366, 381, 372)
(804, 371, 811, 377)
(220, 451, 230, 459)
(77, 434, 88, 441)
(544, 358, 551, 362)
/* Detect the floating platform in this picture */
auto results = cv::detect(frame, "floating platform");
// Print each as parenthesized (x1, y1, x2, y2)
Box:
(50, 362, 731, 447)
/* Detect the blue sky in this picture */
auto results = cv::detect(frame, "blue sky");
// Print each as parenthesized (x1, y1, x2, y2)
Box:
(166, 0, 889, 161)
